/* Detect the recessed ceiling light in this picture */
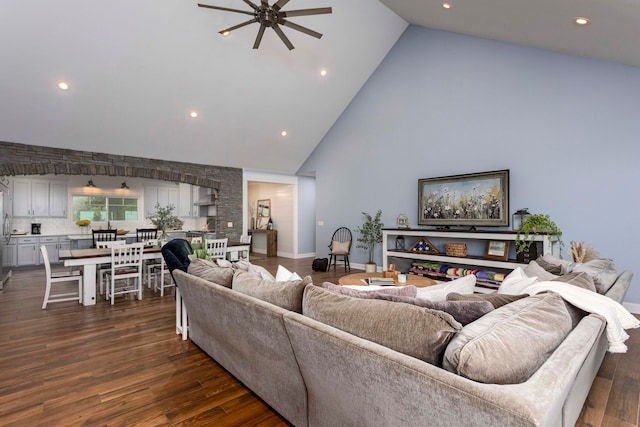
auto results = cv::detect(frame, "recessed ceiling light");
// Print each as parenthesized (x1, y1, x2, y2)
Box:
(442, 3, 451, 9)
(190, 111, 199, 118)
(281, 130, 288, 137)
(574, 17, 590, 25)
(320, 69, 328, 77)
(57, 81, 70, 91)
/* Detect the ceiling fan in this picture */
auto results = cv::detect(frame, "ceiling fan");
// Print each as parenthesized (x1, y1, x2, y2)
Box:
(197, 0, 332, 50)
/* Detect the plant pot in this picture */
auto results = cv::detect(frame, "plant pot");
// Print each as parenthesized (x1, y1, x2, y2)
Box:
(516, 241, 541, 263)
(365, 263, 377, 273)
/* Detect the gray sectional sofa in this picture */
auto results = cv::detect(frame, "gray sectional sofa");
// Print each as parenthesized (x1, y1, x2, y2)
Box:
(172, 267, 633, 427)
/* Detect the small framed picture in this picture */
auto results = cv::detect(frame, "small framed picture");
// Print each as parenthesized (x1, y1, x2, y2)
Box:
(485, 240, 510, 261)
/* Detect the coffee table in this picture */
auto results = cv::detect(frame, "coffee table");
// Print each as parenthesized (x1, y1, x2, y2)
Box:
(338, 272, 436, 288)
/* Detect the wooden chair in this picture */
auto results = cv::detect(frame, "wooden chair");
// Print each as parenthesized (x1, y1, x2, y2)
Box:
(136, 228, 158, 243)
(96, 240, 126, 297)
(41, 245, 82, 309)
(328, 227, 352, 272)
(206, 238, 228, 261)
(92, 229, 117, 248)
(104, 243, 145, 305)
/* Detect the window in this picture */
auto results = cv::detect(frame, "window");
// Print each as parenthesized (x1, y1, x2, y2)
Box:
(72, 196, 138, 221)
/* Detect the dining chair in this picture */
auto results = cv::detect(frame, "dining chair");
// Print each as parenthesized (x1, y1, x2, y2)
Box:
(104, 242, 145, 305)
(96, 240, 126, 297)
(92, 229, 118, 248)
(328, 227, 352, 272)
(40, 245, 83, 309)
(136, 228, 158, 243)
(161, 239, 193, 340)
(206, 238, 228, 261)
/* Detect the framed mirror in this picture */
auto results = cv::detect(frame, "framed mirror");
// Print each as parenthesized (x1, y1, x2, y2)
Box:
(256, 199, 271, 229)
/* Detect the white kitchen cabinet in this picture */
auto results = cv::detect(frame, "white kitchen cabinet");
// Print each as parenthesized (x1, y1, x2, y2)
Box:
(12, 178, 67, 217)
(49, 182, 68, 217)
(38, 236, 59, 264)
(17, 236, 39, 266)
(178, 183, 199, 217)
(145, 185, 180, 217)
(3, 240, 17, 268)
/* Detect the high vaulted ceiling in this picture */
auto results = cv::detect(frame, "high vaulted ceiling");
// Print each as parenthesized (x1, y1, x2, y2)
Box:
(1, 0, 637, 175)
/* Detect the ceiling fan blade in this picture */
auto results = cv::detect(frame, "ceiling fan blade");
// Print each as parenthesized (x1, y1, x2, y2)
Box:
(281, 7, 332, 17)
(197, 3, 255, 17)
(260, 0, 269, 6)
(253, 24, 267, 49)
(219, 18, 259, 34)
(242, 0, 259, 10)
(272, 0, 290, 11)
(272, 24, 294, 50)
(280, 19, 322, 39)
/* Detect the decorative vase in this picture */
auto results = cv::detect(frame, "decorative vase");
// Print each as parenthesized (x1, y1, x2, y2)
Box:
(365, 263, 377, 273)
(158, 230, 169, 246)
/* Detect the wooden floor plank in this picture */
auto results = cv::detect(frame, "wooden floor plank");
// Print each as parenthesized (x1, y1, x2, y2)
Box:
(1, 256, 638, 426)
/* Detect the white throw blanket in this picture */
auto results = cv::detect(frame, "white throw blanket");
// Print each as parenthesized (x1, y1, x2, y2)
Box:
(523, 281, 639, 353)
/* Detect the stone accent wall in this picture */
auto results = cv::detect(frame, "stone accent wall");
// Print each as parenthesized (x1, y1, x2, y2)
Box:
(0, 141, 243, 239)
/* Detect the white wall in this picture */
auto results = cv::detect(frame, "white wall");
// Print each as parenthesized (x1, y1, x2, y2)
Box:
(299, 26, 640, 304)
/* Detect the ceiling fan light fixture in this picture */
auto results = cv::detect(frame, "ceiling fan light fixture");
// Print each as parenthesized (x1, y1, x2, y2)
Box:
(198, 1, 332, 50)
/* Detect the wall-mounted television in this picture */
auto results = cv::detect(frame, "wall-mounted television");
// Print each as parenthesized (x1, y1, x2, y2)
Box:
(418, 169, 509, 228)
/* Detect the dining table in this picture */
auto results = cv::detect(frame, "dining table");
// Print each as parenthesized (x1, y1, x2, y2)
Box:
(59, 245, 164, 306)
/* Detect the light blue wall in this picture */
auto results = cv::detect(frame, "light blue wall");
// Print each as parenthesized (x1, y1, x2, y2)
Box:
(299, 25, 640, 303)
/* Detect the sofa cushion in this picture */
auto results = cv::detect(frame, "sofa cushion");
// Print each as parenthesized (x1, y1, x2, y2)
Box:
(373, 293, 493, 325)
(535, 254, 570, 275)
(275, 265, 302, 282)
(446, 292, 528, 309)
(232, 270, 311, 313)
(414, 275, 476, 301)
(442, 292, 572, 384)
(552, 271, 597, 292)
(302, 285, 461, 365)
(322, 282, 417, 298)
(497, 267, 538, 294)
(572, 259, 618, 294)
(187, 258, 234, 287)
(524, 260, 558, 282)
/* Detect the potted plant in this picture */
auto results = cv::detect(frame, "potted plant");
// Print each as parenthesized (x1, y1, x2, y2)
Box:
(515, 213, 563, 262)
(148, 203, 182, 241)
(356, 210, 384, 273)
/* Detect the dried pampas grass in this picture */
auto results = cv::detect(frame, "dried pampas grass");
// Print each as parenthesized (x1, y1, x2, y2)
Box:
(569, 240, 599, 263)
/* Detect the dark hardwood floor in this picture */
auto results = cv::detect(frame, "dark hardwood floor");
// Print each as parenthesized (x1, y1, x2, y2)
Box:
(0, 255, 638, 426)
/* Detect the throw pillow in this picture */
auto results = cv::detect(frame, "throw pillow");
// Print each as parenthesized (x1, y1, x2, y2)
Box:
(275, 265, 302, 282)
(187, 258, 234, 288)
(331, 240, 350, 254)
(446, 292, 528, 309)
(322, 282, 418, 298)
(572, 259, 618, 294)
(232, 270, 311, 313)
(303, 285, 461, 365)
(524, 260, 559, 282)
(414, 275, 476, 302)
(497, 267, 538, 294)
(442, 292, 572, 384)
(552, 271, 597, 293)
(374, 293, 494, 325)
(215, 258, 234, 269)
(247, 263, 276, 281)
(536, 254, 571, 275)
